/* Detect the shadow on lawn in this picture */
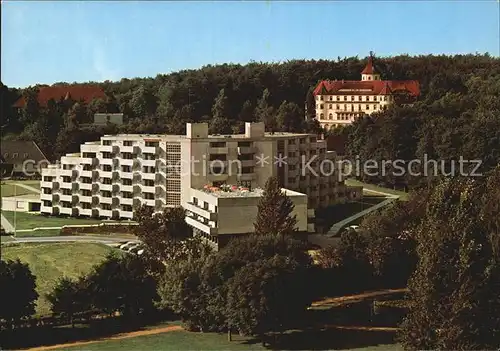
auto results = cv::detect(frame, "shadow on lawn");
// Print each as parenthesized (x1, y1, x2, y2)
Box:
(0, 313, 177, 350)
(238, 328, 397, 350)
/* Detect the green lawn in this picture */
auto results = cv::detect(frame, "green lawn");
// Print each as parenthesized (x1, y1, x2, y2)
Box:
(1, 211, 108, 230)
(346, 179, 409, 201)
(1, 180, 40, 196)
(60, 328, 402, 351)
(1, 183, 37, 197)
(1, 242, 114, 316)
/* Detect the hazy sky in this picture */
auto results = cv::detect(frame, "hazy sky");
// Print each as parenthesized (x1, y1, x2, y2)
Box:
(2, 1, 499, 87)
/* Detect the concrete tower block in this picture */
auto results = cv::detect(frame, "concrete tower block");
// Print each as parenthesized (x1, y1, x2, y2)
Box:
(245, 122, 265, 138)
(187, 123, 209, 138)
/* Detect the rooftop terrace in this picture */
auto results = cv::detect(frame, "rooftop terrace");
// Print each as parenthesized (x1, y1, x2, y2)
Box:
(198, 184, 305, 198)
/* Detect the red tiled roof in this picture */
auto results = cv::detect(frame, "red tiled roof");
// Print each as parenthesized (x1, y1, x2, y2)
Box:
(13, 85, 106, 108)
(313, 79, 420, 97)
(361, 57, 375, 75)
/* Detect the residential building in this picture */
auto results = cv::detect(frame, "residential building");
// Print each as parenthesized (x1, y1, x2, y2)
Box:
(185, 185, 310, 248)
(13, 84, 106, 110)
(313, 56, 420, 129)
(93, 113, 124, 126)
(40, 122, 361, 246)
(0, 141, 48, 178)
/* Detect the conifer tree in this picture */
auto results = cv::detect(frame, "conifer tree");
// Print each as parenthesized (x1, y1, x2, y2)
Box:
(254, 177, 298, 238)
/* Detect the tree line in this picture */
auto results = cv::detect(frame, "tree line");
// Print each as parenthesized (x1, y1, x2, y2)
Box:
(1, 54, 498, 175)
(1, 169, 500, 349)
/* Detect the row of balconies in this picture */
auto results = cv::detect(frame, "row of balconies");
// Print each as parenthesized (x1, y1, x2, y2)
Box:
(207, 146, 257, 155)
(185, 213, 218, 236)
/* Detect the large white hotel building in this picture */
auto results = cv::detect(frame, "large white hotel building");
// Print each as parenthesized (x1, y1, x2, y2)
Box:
(40, 122, 361, 247)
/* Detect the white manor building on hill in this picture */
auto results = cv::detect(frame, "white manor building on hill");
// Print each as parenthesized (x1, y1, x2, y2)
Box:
(313, 56, 420, 130)
(40, 122, 362, 247)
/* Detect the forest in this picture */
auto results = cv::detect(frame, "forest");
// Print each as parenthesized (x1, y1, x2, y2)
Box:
(1, 53, 499, 188)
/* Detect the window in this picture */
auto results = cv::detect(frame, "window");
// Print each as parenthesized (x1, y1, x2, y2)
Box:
(343, 96, 347, 101)
(123, 141, 133, 146)
(316, 95, 320, 101)
(144, 179, 154, 187)
(23, 153, 29, 158)
(328, 113, 333, 120)
(320, 104, 324, 109)
(366, 105, 369, 110)
(368, 76, 372, 80)
(103, 140, 111, 146)
(320, 96, 323, 101)
(123, 179, 132, 185)
(336, 104, 340, 109)
(320, 113, 324, 119)
(13, 153, 18, 158)
(145, 141, 159, 147)
(210, 142, 226, 148)
(241, 166, 254, 174)
(328, 104, 332, 109)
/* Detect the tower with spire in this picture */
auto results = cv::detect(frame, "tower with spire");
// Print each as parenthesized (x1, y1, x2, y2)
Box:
(361, 51, 381, 81)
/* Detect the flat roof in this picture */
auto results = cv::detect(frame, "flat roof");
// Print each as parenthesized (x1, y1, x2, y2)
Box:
(196, 185, 305, 198)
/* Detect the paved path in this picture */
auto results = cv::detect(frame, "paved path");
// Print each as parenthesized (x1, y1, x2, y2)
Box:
(1, 213, 15, 233)
(326, 188, 400, 237)
(23, 325, 183, 351)
(309, 186, 400, 248)
(1, 235, 139, 245)
(310, 288, 408, 309)
(14, 183, 41, 194)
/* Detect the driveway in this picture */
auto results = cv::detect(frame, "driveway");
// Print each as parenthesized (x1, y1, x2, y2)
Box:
(14, 183, 41, 194)
(1, 235, 140, 245)
(1, 213, 15, 233)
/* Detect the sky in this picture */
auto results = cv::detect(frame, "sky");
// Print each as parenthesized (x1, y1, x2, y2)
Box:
(2, 0, 499, 88)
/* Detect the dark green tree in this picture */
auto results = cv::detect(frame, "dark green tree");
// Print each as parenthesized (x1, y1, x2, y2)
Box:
(0, 259, 38, 328)
(399, 169, 500, 350)
(47, 276, 91, 327)
(254, 177, 298, 238)
(276, 101, 304, 132)
(87, 253, 158, 317)
(226, 255, 312, 343)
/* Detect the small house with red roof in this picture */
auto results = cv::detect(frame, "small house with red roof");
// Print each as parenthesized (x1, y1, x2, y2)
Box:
(13, 84, 106, 110)
(312, 55, 420, 130)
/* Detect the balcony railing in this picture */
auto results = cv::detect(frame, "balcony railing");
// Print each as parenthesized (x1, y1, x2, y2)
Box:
(185, 202, 217, 221)
(185, 215, 218, 236)
(237, 173, 255, 181)
(208, 147, 228, 154)
(237, 146, 256, 154)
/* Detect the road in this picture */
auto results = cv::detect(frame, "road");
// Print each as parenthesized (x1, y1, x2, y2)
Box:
(2, 235, 140, 245)
(309, 186, 400, 248)
(14, 182, 41, 194)
(1, 213, 15, 233)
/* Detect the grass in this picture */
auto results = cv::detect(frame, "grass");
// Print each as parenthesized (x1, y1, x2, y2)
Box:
(14, 229, 63, 237)
(1, 242, 114, 316)
(1, 180, 40, 197)
(61, 330, 266, 351)
(59, 328, 402, 351)
(345, 179, 409, 201)
(1, 211, 109, 230)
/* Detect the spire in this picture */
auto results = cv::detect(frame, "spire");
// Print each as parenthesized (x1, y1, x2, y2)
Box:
(361, 52, 380, 81)
(361, 55, 375, 75)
